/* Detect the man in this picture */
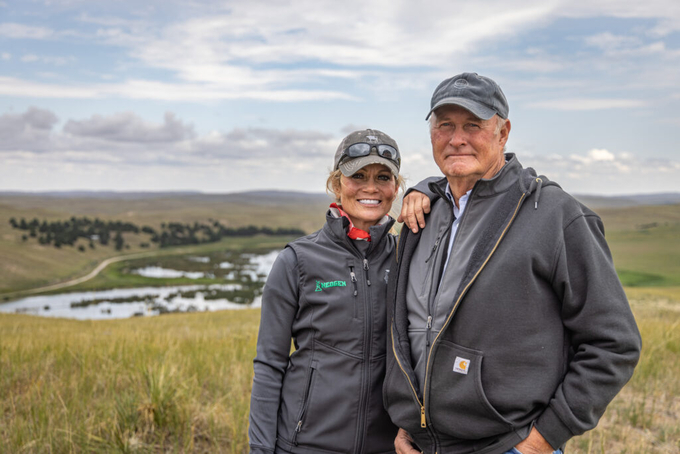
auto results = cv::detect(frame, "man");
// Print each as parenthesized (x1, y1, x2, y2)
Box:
(385, 72, 641, 454)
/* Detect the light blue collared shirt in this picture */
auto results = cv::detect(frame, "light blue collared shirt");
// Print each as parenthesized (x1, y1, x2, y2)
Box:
(440, 185, 472, 280)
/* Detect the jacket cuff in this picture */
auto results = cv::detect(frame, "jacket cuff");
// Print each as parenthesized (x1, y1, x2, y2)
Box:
(404, 176, 441, 201)
(534, 406, 574, 449)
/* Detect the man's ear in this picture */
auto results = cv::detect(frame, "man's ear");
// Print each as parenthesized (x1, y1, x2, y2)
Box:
(499, 119, 511, 147)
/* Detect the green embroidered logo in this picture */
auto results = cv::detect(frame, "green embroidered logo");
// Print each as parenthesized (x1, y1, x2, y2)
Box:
(315, 280, 347, 292)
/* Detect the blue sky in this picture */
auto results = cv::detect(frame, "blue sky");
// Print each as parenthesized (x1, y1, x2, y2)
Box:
(1, 0, 679, 195)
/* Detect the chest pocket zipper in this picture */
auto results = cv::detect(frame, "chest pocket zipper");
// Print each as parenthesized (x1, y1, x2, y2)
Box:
(292, 361, 317, 445)
(349, 264, 359, 318)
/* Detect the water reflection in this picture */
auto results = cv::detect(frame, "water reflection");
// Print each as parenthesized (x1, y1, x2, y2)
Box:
(0, 249, 281, 320)
(134, 267, 208, 279)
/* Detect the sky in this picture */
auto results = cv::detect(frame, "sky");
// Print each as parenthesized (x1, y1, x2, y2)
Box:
(1, 0, 679, 196)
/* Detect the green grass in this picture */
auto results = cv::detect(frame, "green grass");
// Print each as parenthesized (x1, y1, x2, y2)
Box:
(1, 197, 679, 452)
(0, 309, 260, 453)
(565, 301, 680, 453)
(2, 300, 679, 453)
(607, 224, 680, 287)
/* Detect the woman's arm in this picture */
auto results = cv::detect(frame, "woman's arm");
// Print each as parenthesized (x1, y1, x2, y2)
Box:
(248, 248, 301, 453)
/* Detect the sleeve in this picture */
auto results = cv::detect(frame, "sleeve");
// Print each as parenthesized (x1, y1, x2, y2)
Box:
(534, 213, 642, 449)
(403, 176, 443, 202)
(248, 247, 301, 453)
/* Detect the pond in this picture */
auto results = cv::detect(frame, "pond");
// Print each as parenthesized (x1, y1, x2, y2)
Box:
(0, 249, 282, 320)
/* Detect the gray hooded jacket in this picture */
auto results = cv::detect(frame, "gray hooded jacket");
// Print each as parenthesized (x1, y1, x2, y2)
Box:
(383, 154, 641, 454)
(249, 211, 398, 454)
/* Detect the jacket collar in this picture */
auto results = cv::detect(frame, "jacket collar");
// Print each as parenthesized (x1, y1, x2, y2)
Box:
(324, 210, 395, 254)
(428, 153, 523, 200)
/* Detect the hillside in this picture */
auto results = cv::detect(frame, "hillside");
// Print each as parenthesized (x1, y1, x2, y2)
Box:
(1, 190, 679, 296)
(0, 191, 332, 294)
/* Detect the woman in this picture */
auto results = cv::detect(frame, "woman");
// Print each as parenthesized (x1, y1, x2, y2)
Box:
(248, 129, 425, 453)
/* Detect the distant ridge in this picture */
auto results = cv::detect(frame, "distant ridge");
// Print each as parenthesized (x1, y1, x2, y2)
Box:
(2, 190, 678, 209)
(573, 192, 680, 209)
(0, 189, 331, 202)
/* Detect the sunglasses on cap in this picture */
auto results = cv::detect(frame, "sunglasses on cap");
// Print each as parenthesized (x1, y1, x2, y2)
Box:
(341, 143, 401, 166)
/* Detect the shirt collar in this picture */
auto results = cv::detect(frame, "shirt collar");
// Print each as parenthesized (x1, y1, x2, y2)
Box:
(445, 184, 472, 219)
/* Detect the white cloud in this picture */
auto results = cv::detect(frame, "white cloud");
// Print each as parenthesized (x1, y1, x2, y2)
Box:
(20, 54, 39, 62)
(0, 23, 53, 39)
(517, 147, 680, 194)
(1, 52, 9, 60)
(528, 98, 647, 110)
(0, 76, 356, 102)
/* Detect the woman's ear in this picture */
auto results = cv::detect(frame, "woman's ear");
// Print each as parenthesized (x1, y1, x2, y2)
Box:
(332, 177, 343, 203)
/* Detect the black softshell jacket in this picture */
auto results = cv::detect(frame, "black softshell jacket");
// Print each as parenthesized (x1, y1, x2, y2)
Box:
(249, 212, 398, 454)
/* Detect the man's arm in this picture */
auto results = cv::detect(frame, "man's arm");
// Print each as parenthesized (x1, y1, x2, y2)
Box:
(248, 249, 300, 453)
(534, 212, 641, 448)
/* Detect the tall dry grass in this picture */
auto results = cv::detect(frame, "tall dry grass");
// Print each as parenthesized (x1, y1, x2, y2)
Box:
(1, 295, 679, 453)
(0, 309, 259, 453)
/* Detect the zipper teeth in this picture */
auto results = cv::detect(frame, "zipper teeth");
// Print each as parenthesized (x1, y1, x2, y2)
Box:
(422, 193, 526, 410)
(390, 323, 423, 408)
(356, 257, 372, 453)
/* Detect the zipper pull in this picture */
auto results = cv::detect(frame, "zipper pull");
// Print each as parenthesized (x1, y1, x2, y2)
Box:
(421, 406, 426, 428)
(363, 259, 371, 286)
(292, 420, 303, 445)
(425, 237, 441, 263)
(426, 315, 432, 330)
(350, 269, 358, 297)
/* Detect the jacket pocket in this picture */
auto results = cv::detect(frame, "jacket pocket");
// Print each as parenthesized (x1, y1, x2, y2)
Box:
(428, 340, 513, 439)
(287, 344, 362, 451)
(291, 359, 318, 445)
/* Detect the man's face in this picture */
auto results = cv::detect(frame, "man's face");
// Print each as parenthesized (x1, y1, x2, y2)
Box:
(430, 105, 510, 186)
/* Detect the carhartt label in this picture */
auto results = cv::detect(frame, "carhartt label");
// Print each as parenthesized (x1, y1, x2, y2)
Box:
(315, 280, 347, 292)
(453, 357, 470, 375)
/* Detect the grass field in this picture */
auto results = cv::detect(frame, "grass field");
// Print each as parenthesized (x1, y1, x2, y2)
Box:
(1, 297, 679, 453)
(1, 196, 679, 452)
(0, 309, 260, 453)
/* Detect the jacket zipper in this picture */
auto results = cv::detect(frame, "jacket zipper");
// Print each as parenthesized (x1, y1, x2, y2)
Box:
(354, 256, 373, 454)
(390, 325, 426, 427)
(391, 191, 527, 434)
(292, 364, 316, 445)
(421, 192, 527, 430)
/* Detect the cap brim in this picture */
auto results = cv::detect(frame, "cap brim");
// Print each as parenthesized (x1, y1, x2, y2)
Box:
(425, 97, 497, 120)
(339, 156, 399, 177)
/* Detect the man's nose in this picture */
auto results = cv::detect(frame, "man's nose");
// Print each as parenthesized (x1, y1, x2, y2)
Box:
(448, 128, 466, 147)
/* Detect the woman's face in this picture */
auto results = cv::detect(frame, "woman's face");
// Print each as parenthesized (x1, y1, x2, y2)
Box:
(337, 163, 398, 232)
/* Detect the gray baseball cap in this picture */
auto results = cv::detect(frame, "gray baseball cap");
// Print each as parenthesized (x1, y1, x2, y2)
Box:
(426, 72, 509, 120)
(333, 129, 400, 177)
